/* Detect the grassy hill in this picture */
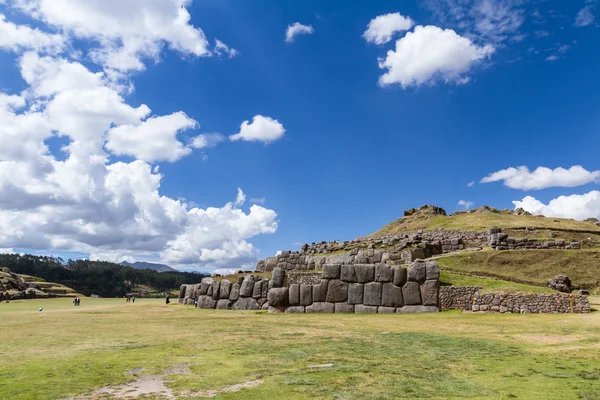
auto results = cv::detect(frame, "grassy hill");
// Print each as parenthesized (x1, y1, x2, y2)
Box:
(436, 249, 600, 291)
(372, 205, 600, 237)
(0, 268, 79, 299)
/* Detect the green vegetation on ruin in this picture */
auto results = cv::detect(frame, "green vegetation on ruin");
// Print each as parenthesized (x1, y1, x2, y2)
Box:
(2, 298, 600, 399)
(440, 271, 556, 294)
(436, 250, 600, 290)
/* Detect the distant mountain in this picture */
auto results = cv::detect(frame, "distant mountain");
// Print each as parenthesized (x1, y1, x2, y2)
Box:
(121, 261, 177, 272)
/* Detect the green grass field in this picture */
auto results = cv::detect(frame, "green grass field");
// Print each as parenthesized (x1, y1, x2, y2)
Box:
(2, 298, 600, 399)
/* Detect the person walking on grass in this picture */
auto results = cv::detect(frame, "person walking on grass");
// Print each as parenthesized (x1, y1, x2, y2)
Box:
(165, 295, 170, 305)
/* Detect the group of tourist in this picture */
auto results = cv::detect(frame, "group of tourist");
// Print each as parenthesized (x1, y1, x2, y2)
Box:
(72, 297, 81, 306)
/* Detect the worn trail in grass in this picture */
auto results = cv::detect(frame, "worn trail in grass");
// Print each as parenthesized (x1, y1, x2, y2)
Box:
(2, 298, 600, 399)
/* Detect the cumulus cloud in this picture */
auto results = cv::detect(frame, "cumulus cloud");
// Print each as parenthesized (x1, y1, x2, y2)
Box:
(189, 133, 225, 149)
(575, 5, 595, 27)
(458, 200, 474, 209)
(250, 197, 266, 204)
(481, 166, 600, 190)
(513, 191, 600, 220)
(378, 25, 495, 88)
(214, 39, 238, 58)
(285, 22, 314, 43)
(0, 5, 278, 270)
(230, 115, 286, 144)
(363, 12, 414, 45)
(467, 181, 475, 187)
(0, 13, 65, 53)
(106, 112, 198, 163)
(14, 0, 230, 71)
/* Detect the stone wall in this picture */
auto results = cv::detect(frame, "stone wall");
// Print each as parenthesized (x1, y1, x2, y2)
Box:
(267, 260, 441, 314)
(439, 285, 590, 313)
(489, 228, 581, 250)
(439, 286, 481, 311)
(286, 271, 322, 286)
(179, 275, 270, 311)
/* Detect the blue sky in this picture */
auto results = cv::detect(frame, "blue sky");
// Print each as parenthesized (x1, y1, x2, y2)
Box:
(0, 0, 599, 272)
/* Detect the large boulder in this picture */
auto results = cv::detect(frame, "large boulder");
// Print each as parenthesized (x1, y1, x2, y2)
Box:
(267, 287, 289, 308)
(421, 280, 439, 306)
(199, 277, 213, 295)
(402, 282, 422, 305)
(313, 279, 329, 302)
(393, 267, 407, 287)
(363, 282, 382, 306)
(233, 297, 259, 310)
(300, 284, 313, 306)
(407, 260, 427, 283)
(323, 264, 341, 279)
(348, 283, 364, 304)
(334, 303, 354, 313)
(229, 284, 240, 301)
(239, 275, 255, 297)
(340, 265, 357, 282)
(355, 264, 375, 283)
(306, 302, 335, 313)
(252, 280, 263, 299)
(216, 299, 231, 310)
(547, 275, 572, 293)
(219, 280, 231, 299)
(375, 263, 393, 282)
(326, 280, 348, 303)
(381, 283, 403, 308)
(425, 261, 440, 281)
(272, 267, 285, 288)
(211, 280, 221, 300)
(289, 284, 300, 306)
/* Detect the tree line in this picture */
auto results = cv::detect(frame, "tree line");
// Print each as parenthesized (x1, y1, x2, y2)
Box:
(0, 254, 207, 298)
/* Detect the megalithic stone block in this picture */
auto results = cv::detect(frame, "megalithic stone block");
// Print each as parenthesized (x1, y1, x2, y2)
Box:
(252, 280, 263, 299)
(300, 284, 312, 306)
(289, 284, 300, 306)
(425, 261, 440, 281)
(375, 263, 393, 282)
(364, 282, 383, 306)
(313, 279, 329, 302)
(229, 284, 240, 301)
(355, 264, 375, 283)
(326, 280, 348, 303)
(348, 283, 364, 305)
(340, 265, 357, 282)
(407, 260, 427, 283)
(393, 267, 407, 287)
(272, 267, 285, 288)
(381, 282, 404, 307)
(403, 281, 422, 305)
(240, 275, 255, 297)
(267, 287, 289, 308)
(219, 280, 231, 299)
(421, 280, 440, 306)
(212, 280, 221, 300)
(323, 264, 341, 279)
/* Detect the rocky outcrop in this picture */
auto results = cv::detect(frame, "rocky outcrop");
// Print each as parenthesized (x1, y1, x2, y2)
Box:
(547, 275, 572, 293)
(0, 267, 71, 300)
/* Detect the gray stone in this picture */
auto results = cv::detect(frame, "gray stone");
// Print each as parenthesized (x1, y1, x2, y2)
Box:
(289, 284, 300, 306)
(323, 264, 341, 279)
(306, 302, 335, 313)
(268, 306, 283, 313)
(239, 275, 254, 297)
(199, 277, 213, 295)
(261, 302, 269, 310)
(407, 260, 427, 283)
(237, 276, 244, 285)
(219, 280, 231, 299)
(396, 305, 439, 313)
(313, 279, 329, 302)
(402, 282, 422, 305)
(340, 265, 357, 282)
(285, 306, 306, 313)
(232, 297, 259, 310)
(252, 280, 263, 299)
(229, 284, 240, 301)
(425, 261, 440, 281)
(378, 306, 396, 314)
(211, 280, 221, 300)
(268, 287, 289, 308)
(272, 267, 285, 288)
(348, 283, 364, 305)
(547, 275, 572, 293)
(364, 282, 382, 306)
(300, 284, 312, 306)
(355, 264, 375, 283)
(326, 280, 348, 303)
(198, 295, 216, 309)
(261, 279, 269, 297)
(206, 285, 213, 297)
(393, 267, 407, 287)
(421, 280, 439, 306)
(334, 303, 354, 313)
(355, 305, 378, 313)
(216, 299, 231, 310)
(381, 283, 404, 308)
(375, 263, 393, 282)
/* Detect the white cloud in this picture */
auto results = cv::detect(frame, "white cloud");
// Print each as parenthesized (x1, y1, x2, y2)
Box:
(214, 39, 238, 58)
(106, 112, 198, 163)
(575, 5, 595, 27)
(513, 191, 600, 220)
(425, 0, 525, 43)
(0, 9, 278, 270)
(285, 22, 314, 43)
(467, 181, 475, 187)
(363, 12, 414, 45)
(378, 25, 495, 88)
(235, 188, 246, 207)
(0, 13, 65, 53)
(250, 197, 266, 204)
(189, 133, 225, 149)
(458, 200, 474, 209)
(481, 166, 600, 190)
(0, 248, 15, 254)
(14, 0, 229, 71)
(230, 115, 286, 144)
(545, 55, 559, 62)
